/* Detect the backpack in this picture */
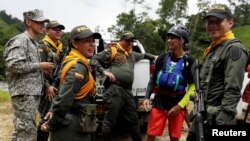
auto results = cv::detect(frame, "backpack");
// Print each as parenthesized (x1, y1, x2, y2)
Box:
(156, 55, 186, 91)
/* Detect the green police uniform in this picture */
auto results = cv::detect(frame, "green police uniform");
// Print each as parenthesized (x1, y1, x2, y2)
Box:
(91, 41, 155, 141)
(186, 4, 249, 141)
(201, 39, 248, 124)
(38, 21, 65, 115)
(47, 49, 95, 141)
(46, 25, 101, 141)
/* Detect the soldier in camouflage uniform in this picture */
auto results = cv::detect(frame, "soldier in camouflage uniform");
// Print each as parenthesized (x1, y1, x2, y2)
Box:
(41, 25, 101, 141)
(91, 31, 155, 141)
(38, 20, 65, 120)
(186, 4, 248, 141)
(3, 9, 54, 141)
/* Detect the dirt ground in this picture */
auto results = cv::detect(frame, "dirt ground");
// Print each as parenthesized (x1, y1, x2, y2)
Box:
(0, 101, 189, 141)
(0, 102, 13, 141)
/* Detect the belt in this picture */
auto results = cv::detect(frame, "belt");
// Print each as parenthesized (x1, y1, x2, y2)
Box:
(155, 87, 185, 96)
(113, 81, 132, 90)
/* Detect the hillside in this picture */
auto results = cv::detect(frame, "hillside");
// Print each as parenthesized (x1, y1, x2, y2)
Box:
(233, 25, 250, 50)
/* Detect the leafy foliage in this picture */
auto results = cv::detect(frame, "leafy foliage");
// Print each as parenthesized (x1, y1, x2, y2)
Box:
(0, 0, 250, 80)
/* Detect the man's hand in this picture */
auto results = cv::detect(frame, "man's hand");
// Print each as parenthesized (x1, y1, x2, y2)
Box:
(143, 99, 152, 112)
(103, 71, 116, 82)
(45, 86, 57, 101)
(40, 112, 53, 132)
(40, 62, 54, 74)
(167, 104, 182, 117)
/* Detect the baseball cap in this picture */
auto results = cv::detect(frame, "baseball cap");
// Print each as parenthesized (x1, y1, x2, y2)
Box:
(46, 20, 65, 30)
(120, 31, 137, 40)
(204, 4, 232, 19)
(70, 25, 101, 40)
(23, 9, 49, 22)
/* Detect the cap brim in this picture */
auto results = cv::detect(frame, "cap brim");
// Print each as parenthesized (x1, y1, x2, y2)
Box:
(123, 36, 137, 40)
(204, 12, 227, 19)
(32, 18, 50, 22)
(53, 25, 65, 30)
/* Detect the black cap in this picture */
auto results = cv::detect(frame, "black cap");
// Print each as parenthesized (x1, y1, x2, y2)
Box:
(204, 4, 232, 19)
(70, 25, 101, 40)
(46, 21, 65, 30)
(120, 31, 136, 40)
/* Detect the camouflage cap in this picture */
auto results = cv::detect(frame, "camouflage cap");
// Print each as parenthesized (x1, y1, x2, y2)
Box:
(23, 9, 49, 22)
(70, 25, 101, 40)
(204, 4, 232, 19)
(120, 31, 137, 40)
(46, 20, 65, 30)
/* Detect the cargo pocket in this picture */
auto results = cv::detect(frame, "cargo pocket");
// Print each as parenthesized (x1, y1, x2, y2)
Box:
(79, 104, 98, 133)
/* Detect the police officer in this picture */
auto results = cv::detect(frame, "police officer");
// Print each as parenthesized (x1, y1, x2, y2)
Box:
(41, 25, 101, 141)
(38, 20, 65, 119)
(186, 4, 248, 141)
(91, 31, 155, 141)
(143, 24, 194, 141)
(3, 9, 53, 141)
(37, 20, 65, 141)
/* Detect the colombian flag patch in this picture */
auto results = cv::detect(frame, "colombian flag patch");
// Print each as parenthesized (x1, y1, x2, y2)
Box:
(74, 72, 84, 80)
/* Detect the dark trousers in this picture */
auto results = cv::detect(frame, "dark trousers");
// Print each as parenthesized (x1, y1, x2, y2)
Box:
(102, 84, 142, 141)
(50, 114, 91, 141)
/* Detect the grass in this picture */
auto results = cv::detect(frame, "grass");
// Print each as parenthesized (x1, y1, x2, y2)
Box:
(0, 89, 10, 102)
(233, 25, 250, 49)
(0, 89, 13, 141)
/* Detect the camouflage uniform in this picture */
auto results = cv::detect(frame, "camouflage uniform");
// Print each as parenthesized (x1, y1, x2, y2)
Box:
(3, 9, 49, 141)
(4, 31, 44, 141)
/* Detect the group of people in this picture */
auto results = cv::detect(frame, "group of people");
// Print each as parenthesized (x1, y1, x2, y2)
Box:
(3, 3, 249, 141)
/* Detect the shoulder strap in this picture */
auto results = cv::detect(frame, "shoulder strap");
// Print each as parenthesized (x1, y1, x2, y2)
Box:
(60, 59, 78, 84)
(40, 40, 52, 52)
(205, 38, 241, 83)
(108, 46, 117, 64)
(162, 54, 169, 71)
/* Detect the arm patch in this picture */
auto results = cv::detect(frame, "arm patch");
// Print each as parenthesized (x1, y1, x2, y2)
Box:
(229, 47, 242, 61)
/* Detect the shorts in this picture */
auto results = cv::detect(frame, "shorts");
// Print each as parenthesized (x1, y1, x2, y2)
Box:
(147, 107, 185, 138)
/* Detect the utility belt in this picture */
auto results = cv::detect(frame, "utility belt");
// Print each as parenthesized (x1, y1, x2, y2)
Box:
(69, 104, 97, 133)
(113, 81, 132, 90)
(155, 86, 186, 96)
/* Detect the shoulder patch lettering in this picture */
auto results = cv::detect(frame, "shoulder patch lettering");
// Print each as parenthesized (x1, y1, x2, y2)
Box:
(229, 47, 242, 61)
(74, 72, 84, 80)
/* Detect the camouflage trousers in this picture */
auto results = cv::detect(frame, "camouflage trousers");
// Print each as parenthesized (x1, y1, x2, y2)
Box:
(11, 95, 40, 141)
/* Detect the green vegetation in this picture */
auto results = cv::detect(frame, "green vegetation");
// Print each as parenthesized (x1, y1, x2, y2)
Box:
(0, 1, 250, 80)
(233, 25, 250, 49)
(0, 90, 10, 102)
